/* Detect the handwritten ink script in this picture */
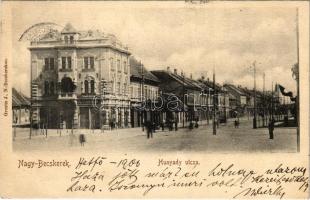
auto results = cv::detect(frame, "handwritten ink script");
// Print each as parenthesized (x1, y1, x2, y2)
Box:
(66, 156, 309, 198)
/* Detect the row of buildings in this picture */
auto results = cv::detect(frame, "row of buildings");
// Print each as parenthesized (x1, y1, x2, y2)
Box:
(14, 23, 292, 129)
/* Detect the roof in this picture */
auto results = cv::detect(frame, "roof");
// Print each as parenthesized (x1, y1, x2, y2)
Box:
(199, 79, 222, 92)
(151, 70, 203, 91)
(224, 84, 246, 96)
(61, 23, 78, 34)
(12, 88, 30, 107)
(34, 23, 129, 52)
(238, 86, 264, 98)
(129, 57, 160, 83)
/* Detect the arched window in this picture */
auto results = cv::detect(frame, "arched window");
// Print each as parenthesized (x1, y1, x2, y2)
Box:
(90, 80, 95, 94)
(44, 81, 49, 95)
(70, 36, 74, 44)
(64, 36, 68, 43)
(50, 82, 54, 95)
(84, 80, 89, 94)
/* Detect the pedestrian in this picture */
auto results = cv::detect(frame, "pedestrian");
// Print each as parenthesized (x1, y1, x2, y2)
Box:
(234, 119, 239, 128)
(195, 121, 199, 128)
(174, 120, 178, 131)
(161, 120, 165, 131)
(268, 120, 274, 139)
(79, 134, 86, 146)
(168, 120, 173, 131)
(153, 122, 156, 133)
(146, 121, 153, 139)
(195, 118, 199, 128)
(215, 119, 219, 128)
(109, 120, 113, 130)
(189, 121, 194, 130)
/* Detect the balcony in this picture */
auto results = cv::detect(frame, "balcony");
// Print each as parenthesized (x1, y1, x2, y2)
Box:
(59, 68, 73, 72)
(82, 68, 95, 72)
(58, 92, 77, 100)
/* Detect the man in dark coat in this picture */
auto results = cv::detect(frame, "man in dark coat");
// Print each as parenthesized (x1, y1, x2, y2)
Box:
(146, 121, 153, 139)
(268, 120, 274, 139)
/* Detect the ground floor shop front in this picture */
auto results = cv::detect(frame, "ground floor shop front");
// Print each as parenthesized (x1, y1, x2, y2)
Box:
(32, 99, 131, 129)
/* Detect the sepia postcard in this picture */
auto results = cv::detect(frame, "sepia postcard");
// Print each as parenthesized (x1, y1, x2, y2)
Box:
(0, 0, 309, 198)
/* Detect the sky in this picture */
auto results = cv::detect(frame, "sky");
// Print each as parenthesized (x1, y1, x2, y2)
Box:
(9, 2, 298, 96)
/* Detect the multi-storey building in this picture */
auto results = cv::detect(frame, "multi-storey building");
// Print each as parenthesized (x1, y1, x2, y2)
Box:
(151, 67, 208, 126)
(29, 23, 131, 129)
(129, 57, 160, 127)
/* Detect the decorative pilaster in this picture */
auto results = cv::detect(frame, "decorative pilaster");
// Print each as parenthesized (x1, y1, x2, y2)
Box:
(105, 108, 109, 125)
(127, 107, 131, 128)
(121, 108, 125, 128)
(73, 101, 79, 129)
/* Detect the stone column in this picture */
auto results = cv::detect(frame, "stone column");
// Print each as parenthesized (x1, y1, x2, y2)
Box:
(73, 100, 79, 129)
(115, 108, 119, 128)
(105, 108, 109, 125)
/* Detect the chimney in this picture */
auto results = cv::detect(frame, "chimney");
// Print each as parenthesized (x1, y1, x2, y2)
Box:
(174, 68, 178, 75)
(201, 75, 205, 81)
(167, 66, 171, 73)
(190, 73, 193, 79)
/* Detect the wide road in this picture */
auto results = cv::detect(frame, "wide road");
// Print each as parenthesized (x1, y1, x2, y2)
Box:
(13, 119, 297, 153)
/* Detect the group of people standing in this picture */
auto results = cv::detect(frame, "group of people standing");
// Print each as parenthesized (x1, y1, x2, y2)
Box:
(144, 119, 181, 139)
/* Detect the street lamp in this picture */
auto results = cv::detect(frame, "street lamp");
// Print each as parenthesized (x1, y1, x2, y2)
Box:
(213, 71, 217, 135)
(182, 71, 185, 128)
(140, 61, 145, 131)
(100, 79, 107, 133)
(253, 61, 257, 129)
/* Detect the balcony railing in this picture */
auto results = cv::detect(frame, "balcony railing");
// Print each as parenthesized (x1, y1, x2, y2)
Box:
(59, 68, 73, 72)
(58, 92, 77, 99)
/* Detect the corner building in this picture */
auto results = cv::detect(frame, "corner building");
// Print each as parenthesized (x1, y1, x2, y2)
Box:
(29, 23, 131, 129)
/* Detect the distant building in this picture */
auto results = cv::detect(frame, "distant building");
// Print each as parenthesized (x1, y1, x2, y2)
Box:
(29, 23, 131, 129)
(152, 67, 207, 126)
(198, 77, 230, 122)
(223, 84, 247, 116)
(129, 57, 160, 127)
(12, 88, 30, 127)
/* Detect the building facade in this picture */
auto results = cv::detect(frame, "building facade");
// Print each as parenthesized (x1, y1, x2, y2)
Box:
(129, 57, 160, 127)
(29, 23, 131, 129)
(12, 88, 30, 127)
(151, 68, 208, 126)
(223, 84, 247, 117)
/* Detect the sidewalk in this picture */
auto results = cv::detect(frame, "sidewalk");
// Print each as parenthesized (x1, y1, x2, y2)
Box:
(12, 116, 261, 140)
(13, 126, 146, 140)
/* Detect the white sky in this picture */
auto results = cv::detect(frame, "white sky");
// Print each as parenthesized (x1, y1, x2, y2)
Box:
(10, 2, 298, 96)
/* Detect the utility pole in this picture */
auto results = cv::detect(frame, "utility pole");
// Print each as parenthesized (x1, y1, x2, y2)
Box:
(263, 72, 266, 126)
(253, 61, 257, 129)
(213, 69, 216, 135)
(207, 87, 209, 125)
(140, 61, 145, 131)
(224, 88, 227, 124)
(182, 71, 185, 128)
(29, 79, 33, 140)
(296, 8, 300, 152)
(271, 81, 274, 122)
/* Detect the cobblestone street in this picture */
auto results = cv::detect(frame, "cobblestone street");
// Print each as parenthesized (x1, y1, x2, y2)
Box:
(13, 118, 297, 153)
